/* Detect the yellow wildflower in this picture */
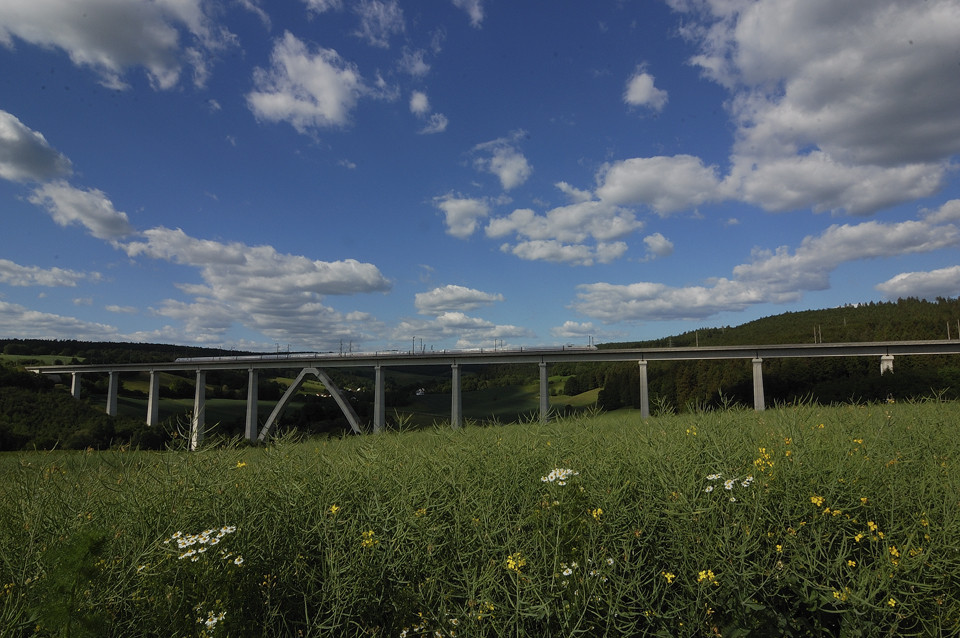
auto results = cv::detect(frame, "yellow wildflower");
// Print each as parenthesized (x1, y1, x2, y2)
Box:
(697, 570, 718, 585)
(662, 571, 675, 583)
(360, 530, 378, 548)
(505, 552, 526, 573)
(810, 495, 825, 507)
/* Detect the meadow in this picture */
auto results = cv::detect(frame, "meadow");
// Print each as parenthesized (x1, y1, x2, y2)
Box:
(1, 399, 958, 637)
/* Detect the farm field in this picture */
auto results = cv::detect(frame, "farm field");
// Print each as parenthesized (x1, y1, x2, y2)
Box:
(1, 400, 958, 636)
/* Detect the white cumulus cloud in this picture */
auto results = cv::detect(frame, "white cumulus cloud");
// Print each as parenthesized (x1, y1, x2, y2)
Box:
(571, 202, 960, 322)
(473, 132, 532, 190)
(876, 266, 960, 301)
(0, 0, 234, 90)
(0, 110, 72, 182)
(434, 194, 490, 238)
(624, 68, 668, 111)
(247, 32, 366, 133)
(415, 284, 504, 315)
(29, 181, 135, 240)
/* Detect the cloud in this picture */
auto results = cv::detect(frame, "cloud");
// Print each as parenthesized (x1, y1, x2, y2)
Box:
(642, 232, 674, 259)
(124, 227, 391, 295)
(29, 181, 135, 240)
(415, 284, 504, 315)
(624, 68, 668, 111)
(353, 0, 404, 48)
(434, 194, 490, 238)
(502, 240, 628, 267)
(485, 196, 641, 266)
(0, 300, 119, 340)
(303, 0, 343, 13)
(551, 321, 595, 339)
(0, 0, 234, 90)
(876, 266, 960, 301)
(247, 32, 366, 133)
(571, 202, 960, 322)
(451, 0, 484, 27)
(393, 311, 533, 349)
(121, 226, 391, 346)
(669, 0, 960, 215)
(473, 132, 532, 190)
(0, 258, 99, 287)
(399, 48, 430, 77)
(409, 91, 430, 115)
(487, 200, 641, 244)
(419, 113, 449, 134)
(409, 90, 447, 133)
(105, 304, 138, 314)
(595, 156, 723, 215)
(0, 110, 72, 182)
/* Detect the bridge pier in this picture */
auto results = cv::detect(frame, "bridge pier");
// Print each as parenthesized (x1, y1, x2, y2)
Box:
(539, 362, 550, 423)
(373, 364, 385, 433)
(147, 370, 160, 426)
(451, 363, 462, 428)
(245, 368, 258, 441)
(752, 358, 765, 411)
(638, 360, 649, 419)
(106, 371, 119, 416)
(71, 372, 82, 398)
(190, 370, 206, 450)
(880, 354, 894, 375)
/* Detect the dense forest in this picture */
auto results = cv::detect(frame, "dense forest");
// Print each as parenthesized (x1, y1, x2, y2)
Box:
(2, 297, 959, 450)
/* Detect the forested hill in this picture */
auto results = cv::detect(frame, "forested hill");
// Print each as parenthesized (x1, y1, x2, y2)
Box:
(576, 297, 960, 412)
(0, 339, 239, 364)
(602, 297, 960, 349)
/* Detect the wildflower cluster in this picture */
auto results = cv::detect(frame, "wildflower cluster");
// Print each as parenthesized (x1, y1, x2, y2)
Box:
(505, 552, 526, 573)
(754, 447, 774, 474)
(703, 473, 754, 501)
(164, 526, 240, 563)
(697, 569, 719, 586)
(199, 608, 226, 631)
(399, 613, 462, 638)
(541, 468, 579, 485)
(360, 530, 379, 548)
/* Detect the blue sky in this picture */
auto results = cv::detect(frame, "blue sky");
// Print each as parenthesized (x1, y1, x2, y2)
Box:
(1, 0, 959, 352)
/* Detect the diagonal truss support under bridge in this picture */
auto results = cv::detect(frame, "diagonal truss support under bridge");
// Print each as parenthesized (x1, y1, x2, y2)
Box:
(258, 367, 363, 441)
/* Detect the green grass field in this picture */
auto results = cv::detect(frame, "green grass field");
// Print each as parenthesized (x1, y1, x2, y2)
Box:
(2, 399, 958, 636)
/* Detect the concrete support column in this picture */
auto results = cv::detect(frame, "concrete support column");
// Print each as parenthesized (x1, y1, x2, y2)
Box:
(71, 372, 82, 398)
(539, 362, 550, 424)
(106, 371, 119, 416)
(638, 360, 649, 419)
(245, 368, 258, 441)
(752, 358, 765, 411)
(373, 364, 385, 433)
(147, 370, 160, 426)
(190, 370, 206, 451)
(880, 355, 894, 375)
(450, 363, 462, 429)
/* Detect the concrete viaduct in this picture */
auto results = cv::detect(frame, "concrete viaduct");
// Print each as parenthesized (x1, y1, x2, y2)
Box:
(27, 340, 960, 450)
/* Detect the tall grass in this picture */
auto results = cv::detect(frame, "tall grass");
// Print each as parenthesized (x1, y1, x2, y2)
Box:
(1, 399, 958, 636)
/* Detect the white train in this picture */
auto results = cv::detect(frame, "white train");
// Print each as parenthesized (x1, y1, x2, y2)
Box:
(174, 344, 597, 364)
